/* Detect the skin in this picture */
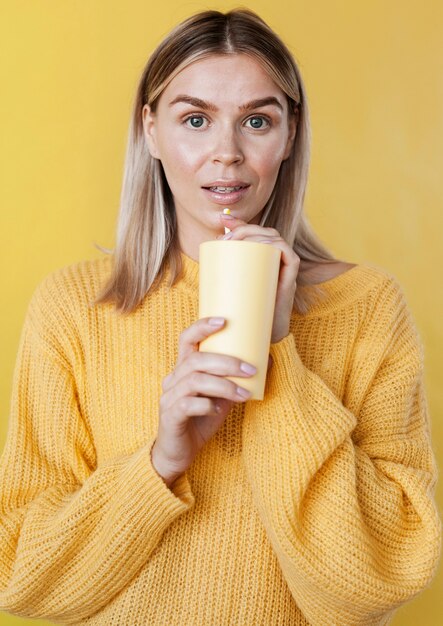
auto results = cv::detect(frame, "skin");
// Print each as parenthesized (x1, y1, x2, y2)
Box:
(143, 53, 300, 344)
(142, 53, 297, 254)
(142, 53, 353, 486)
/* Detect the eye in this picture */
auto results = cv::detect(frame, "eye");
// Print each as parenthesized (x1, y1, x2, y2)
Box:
(184, 115, 208, 129)
(245, 116, 270, 130)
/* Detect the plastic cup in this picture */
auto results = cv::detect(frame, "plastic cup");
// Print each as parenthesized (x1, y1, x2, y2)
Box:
(199, 240, 281, 400)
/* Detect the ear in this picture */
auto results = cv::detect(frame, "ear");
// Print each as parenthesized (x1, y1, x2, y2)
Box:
(282, 105, 299, 160)
(142, 104, 160, 159)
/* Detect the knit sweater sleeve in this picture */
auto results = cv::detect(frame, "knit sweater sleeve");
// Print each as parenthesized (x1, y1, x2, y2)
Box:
(242, 277, 441, 625)
(0, 276, 195, 623)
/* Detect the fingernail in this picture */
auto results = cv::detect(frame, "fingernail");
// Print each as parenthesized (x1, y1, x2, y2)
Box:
(222, 232, 233, 240)
(240, 362, 257, 375)
(208, 317, 225, 326)
(221, 213, 234, 220)
(236, 386, 251, 399)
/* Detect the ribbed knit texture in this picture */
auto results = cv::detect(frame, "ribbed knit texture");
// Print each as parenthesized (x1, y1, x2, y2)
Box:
(0, 252, 441, 625)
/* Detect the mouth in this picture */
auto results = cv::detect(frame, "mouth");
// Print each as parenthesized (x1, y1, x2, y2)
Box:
(205, 185, 247, 193)
(201, 181, 250, 205)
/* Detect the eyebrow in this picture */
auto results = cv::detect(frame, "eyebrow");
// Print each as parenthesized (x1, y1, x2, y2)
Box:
(168, 95, 283, 112)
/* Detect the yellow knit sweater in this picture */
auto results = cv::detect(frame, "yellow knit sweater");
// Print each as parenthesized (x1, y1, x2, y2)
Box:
(0, 252, 441, 626)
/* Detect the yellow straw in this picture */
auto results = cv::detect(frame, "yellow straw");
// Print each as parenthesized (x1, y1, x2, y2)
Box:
(223, 208, 231, 235)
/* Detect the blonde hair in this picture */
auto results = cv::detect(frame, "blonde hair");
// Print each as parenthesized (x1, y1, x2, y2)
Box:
(95, 9, 339, 315)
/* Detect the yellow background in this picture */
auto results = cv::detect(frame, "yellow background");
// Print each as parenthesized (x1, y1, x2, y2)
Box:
(0, 1, 441, 624)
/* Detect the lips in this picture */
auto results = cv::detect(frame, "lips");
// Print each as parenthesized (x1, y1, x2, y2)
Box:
(202, 180, 250, 191)
(201, 184, 250, 206)
(208, 185, 244, 193)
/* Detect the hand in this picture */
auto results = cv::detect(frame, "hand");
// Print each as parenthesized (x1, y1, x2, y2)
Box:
(218, 213, 300, 343)
(151, 317, 273, 487)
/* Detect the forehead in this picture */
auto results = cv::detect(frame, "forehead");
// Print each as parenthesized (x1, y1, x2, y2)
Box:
(160, 53, 286, 107)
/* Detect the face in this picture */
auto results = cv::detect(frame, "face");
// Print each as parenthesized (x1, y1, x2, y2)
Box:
(142, 53, 297, 259)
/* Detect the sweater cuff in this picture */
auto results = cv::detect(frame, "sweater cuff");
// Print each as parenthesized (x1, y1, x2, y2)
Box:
(148, 439, 195, 504)
(122, 439, 195, 528)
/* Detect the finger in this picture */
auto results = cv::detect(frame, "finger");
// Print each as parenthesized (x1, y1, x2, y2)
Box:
(218, 225, 281, 240)
(218, 213, 246, 227)
(176, 317, 226, 367)
(218, 230, 300, 290)
(162, 372, 174, 392)
(169, 351, 256, 391)
(213, 397, 235, 416)
(161, 371, 251, 413)
(219, 233, 282, 245)
(259, 239, 300, 289)
(162, 370, 251, 413)
(166, 396, 220, 427)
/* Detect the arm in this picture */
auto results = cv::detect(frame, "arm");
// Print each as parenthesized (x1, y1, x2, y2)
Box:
(242, 279, 441, 625)
(0, 282, 194, 623)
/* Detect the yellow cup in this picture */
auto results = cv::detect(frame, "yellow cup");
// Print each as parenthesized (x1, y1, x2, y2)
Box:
(199, 240, 281, 400)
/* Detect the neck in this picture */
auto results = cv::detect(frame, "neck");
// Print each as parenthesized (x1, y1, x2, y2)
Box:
(176, 219, 223, 262)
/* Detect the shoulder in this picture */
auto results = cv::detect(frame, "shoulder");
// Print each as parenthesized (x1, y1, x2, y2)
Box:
(352, 263, 411, 316)
(349, 265, 424, 370)
(299, 261, 412, 319)
(297, 262, 423, 366)
(27, 255, 114, 333)
(31, 256, 113, 306)
(21, 255, 115, 366)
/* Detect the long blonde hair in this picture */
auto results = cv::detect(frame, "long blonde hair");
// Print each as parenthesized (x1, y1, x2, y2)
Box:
(95, 9, 339, 315)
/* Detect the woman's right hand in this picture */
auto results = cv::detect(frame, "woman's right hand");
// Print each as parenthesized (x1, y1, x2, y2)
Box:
(150, 317, 271, 488)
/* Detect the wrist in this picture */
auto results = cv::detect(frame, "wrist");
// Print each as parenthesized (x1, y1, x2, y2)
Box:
(150, 442, 182, 488)
(271, 332, 289, 344)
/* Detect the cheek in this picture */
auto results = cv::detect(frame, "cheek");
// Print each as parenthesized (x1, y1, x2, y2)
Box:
(246, 131, 289, 179)
(156, 135, 207, 201)
(158, 134, 205, 180)
(251, 148, 286, 185)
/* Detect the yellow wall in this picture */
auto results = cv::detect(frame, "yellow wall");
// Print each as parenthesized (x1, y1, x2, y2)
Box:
(1, 1, 441, 624)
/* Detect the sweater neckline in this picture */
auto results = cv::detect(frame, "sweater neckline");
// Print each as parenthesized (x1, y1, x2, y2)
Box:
(177, 250, 385, 315)
(177, 251, 200, 291)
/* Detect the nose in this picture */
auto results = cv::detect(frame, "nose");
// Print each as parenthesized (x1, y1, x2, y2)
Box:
(211, 127, 244, 166)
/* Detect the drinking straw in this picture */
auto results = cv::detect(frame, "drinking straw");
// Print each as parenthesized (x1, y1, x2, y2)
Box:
(223, 208, 231, 235)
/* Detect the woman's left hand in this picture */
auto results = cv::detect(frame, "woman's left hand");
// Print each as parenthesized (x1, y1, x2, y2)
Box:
(218, 213, 300, 344)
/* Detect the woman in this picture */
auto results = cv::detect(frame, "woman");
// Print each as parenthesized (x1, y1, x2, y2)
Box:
(0, 9, 440, 626)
